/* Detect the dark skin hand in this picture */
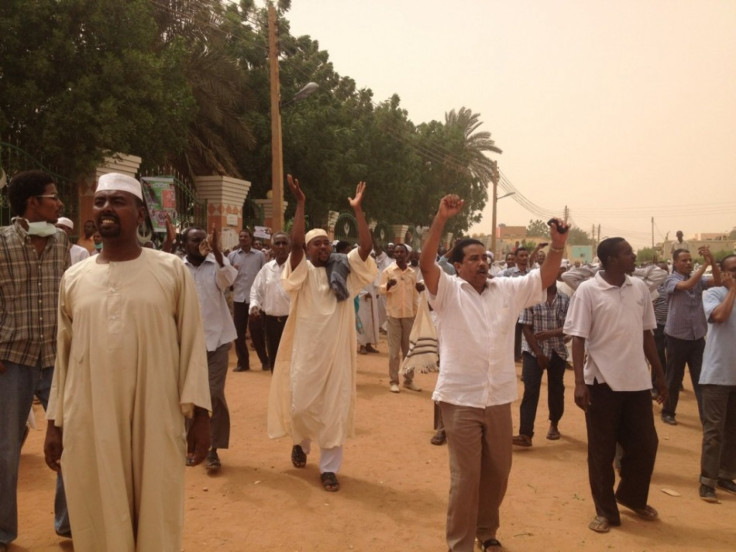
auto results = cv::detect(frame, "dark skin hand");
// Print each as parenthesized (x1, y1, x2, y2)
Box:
(45, 407, 211, 470)
(44, 422, 63, 472)
(187, 407, 211, 466)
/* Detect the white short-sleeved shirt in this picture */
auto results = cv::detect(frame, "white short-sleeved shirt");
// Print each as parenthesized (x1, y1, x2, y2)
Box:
(430, 269, 544, 408)
(563, 271, 655, 391)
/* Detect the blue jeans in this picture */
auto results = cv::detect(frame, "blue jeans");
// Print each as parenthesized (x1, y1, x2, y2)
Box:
(0, 361, 70, 544)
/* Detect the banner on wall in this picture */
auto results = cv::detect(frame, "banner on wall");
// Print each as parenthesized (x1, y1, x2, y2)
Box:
(254, 226, 272, 240)
(141, 176, 178, 232)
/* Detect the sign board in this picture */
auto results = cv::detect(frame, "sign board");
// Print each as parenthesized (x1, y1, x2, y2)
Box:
(570, 245, 594, 263)
(141, 176, 178, 233)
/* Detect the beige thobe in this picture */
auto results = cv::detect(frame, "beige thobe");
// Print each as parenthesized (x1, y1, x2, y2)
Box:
(47, 249, 211, 552)
(268, 248, 377, 448)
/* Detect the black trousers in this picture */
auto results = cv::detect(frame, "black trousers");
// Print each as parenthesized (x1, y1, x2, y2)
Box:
(585, 383, 658, 524)
(518, 351, 566, 437)
(233, 301, 269, 370)
(263, 314, 288, 371)
(652, 324, 667, 387)
(663, 335, 705, 421)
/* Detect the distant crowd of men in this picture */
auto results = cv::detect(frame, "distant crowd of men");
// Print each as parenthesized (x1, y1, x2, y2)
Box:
(1, 170, 734, 552)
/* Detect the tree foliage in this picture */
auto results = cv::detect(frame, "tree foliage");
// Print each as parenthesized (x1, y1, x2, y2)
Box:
(0, 0, 195, 177)
(1, 0, 504, 236)
(567, 226, 595, 246)
(526, 219, 550, 238)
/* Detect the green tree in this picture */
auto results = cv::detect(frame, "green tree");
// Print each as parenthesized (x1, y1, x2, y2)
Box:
(0, 0, 195, 178)
(526, 219, 550, 237)
(636, 247, 657, 263)
(567, 226, 595, 245)
(413, 107, 501, 236)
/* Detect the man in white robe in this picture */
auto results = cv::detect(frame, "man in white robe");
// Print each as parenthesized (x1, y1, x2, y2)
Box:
(268, 175, 377, 492)
(44, 173, 211, 552)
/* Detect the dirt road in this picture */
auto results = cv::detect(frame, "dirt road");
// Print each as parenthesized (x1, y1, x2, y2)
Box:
(14, 341, 736, 551)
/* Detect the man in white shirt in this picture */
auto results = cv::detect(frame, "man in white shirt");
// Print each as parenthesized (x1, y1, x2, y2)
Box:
(564, 237, 668, 534)
(378, 243, 424, 393)
(228, 229, 266, 371)
(55, 217, 90, 265)
(419, 195, 569, 552)
(183, 225, 238, 473)
(250, 232, 291, 372)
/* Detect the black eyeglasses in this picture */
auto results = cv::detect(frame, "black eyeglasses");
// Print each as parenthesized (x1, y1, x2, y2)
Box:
(36, 194, 62, 202)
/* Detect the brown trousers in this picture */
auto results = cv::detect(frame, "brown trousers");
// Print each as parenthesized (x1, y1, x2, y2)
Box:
(440, 401, 512, 552)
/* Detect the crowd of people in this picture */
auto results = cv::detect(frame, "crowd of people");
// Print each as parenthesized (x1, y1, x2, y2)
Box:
(1, 170, 734, 551)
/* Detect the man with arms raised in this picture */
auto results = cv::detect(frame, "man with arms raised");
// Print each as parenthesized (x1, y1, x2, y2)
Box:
(419, 195, 568, 551)
(268, 175, 377, 492)
(661, 246, 720, 425)
(44, 173, 211, 551)
(697, 254, 736, 502)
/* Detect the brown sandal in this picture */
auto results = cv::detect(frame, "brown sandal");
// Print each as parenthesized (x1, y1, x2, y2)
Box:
(320, 471, 340, 492)
(291, 445, 307, 468)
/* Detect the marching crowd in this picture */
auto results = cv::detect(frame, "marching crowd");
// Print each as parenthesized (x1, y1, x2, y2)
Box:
(1, 170, 735, 552)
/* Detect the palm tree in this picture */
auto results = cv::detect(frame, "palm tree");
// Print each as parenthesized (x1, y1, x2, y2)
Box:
(443, 107, 502, 186)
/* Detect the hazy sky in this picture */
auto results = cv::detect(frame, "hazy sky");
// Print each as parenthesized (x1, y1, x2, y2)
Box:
(283, 0, 736, 249)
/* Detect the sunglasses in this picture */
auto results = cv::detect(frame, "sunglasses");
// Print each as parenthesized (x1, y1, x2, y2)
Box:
(36, 194, 62, 202)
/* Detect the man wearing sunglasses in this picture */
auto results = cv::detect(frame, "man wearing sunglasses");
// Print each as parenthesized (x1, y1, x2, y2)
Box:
(0, 170, 71, 550)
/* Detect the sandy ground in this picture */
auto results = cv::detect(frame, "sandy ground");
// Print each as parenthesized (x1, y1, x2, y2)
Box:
(12, 339, 736, 551)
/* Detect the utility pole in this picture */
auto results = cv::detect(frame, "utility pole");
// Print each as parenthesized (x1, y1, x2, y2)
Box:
(651, 217, 654, 249)
(268, 3, 284, 233)
(563, 205, 569, 223)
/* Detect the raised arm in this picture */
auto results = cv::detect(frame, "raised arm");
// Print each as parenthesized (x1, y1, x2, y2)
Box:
(702, 247, 721, 288)
(348, 181, 372, 261)
(539, 218, 570, 289)
(287, 174, 305, 270)
(420, 195, 464, 296)
(709, 272, 736, 323)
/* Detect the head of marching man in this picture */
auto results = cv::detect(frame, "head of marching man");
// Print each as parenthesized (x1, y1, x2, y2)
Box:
(305, 228, 332, 267)
(93, 173, 146, 257)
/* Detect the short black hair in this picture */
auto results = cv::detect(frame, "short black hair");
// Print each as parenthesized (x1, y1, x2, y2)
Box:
(239, 228, 252, 238)
(449, 238, 484, 264)
(7, 170, 55, 216)
(720, 254, 736, 270)
(672, 248, 689, 262)
(597, 237, 626, 269)
(335, 240, 352, 254)
(182, 226, 204, 242)
(515, 247, 529, 254)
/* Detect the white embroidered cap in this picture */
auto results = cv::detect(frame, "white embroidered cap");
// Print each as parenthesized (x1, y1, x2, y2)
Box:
(96, 173, 142, 200)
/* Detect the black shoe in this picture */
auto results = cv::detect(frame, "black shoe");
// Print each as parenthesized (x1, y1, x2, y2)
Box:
(233, 365, 249, 372)
(55, 529, 72, 538)
(205, 450, 221, 474)
(699, 484, 718, 503)
(661, 414, 677, 425)
(717, 479, 736, 494)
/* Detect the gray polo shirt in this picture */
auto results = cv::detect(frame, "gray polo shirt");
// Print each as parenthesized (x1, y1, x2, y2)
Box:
(664, 271, 708, 340)
(227, 247, 265, 303)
